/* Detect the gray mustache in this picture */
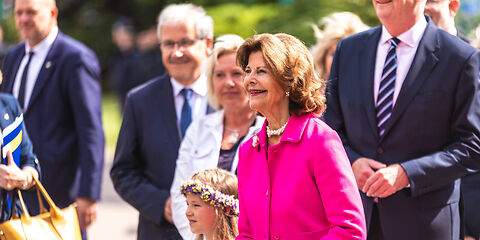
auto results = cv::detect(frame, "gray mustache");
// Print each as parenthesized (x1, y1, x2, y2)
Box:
(168, 57, 191, 64)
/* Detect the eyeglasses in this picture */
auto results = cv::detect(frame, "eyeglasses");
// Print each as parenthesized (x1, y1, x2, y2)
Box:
(160, 38, 204, 50)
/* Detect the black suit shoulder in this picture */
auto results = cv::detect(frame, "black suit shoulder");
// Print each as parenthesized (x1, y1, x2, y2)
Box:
(54, 32, 100, 72)
(343, 25, 382, 44)
(435, 28, 477, 58)
(127, 74, 170, 103)
(55, 32, 97, 57)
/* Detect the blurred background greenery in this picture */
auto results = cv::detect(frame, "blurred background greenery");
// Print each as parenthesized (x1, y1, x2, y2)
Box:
(1, 0, 479, 150)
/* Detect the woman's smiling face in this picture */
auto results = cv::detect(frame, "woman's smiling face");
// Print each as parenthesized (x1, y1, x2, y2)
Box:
(243, 51, 288, 116)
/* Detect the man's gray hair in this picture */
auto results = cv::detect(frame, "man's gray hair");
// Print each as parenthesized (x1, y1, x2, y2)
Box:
(157, 3, 214, 40)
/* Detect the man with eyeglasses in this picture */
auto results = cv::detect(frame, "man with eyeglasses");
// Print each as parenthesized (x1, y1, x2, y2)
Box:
(424, 0, 468, 41)
(110, 3, 214, 240)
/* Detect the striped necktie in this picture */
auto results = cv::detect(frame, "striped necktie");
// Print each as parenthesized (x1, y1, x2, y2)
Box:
(376, 37, 400, 137)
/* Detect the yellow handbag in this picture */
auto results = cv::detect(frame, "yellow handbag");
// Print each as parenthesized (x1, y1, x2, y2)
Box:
(0, 177, 81, 239)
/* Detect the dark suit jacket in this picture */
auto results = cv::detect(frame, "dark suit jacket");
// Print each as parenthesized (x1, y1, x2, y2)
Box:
(110, 74, 213, 239)
(1, 32, 105, 212)
(324, 17, 480, 240)
(0, 93, 40, 221)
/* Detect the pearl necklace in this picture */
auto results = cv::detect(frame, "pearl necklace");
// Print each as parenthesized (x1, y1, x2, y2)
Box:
(266, 121, 288, 138)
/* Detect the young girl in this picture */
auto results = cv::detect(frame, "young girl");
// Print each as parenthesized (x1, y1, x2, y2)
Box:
(180, 168, 239, 240)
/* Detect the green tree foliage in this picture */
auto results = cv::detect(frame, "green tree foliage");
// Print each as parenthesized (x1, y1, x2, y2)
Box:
(1, 0, 478, 90)
(206, 3, 279, 39)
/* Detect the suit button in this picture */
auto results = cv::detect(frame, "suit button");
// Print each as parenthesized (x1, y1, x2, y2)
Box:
(265, 190, 269, 196)
(377, 147, 383, 154)
(274, 234, 280, 239)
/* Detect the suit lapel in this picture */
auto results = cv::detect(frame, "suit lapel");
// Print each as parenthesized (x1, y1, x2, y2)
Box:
(3, 47, 26, 93)
(380, 20, 439, 141)
(360, 27, 382, 139)
(158, 76, 181, 145)
(26, 33, 61, 113)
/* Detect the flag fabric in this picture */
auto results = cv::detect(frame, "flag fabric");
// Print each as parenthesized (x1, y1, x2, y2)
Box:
(2, 114, 23, 166)
(1, 114, 23, 213)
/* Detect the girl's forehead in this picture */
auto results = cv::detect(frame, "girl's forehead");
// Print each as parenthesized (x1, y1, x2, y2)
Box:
(186, 193, 205, 203)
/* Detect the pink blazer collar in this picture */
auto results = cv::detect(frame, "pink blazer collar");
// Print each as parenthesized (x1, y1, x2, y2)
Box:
(253, 113, 314, 150)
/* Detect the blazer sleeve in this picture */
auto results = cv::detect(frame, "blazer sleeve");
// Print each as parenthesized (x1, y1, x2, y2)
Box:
(170, 121, 198, 240)
(401, 50, 480, 197)
(6, 96, 40, 175)
(110, 94, 169, 225)
(236, 148, 254, 240)
(65, 50, 105, 200)
(313, 128, 367, 239)
(324, 40, 363, 164)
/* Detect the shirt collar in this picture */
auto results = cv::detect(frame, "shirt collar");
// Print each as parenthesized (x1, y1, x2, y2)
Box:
(380, 16, 427, 48)
(170, 74, 208, 97)
(25, 26, 59, 53)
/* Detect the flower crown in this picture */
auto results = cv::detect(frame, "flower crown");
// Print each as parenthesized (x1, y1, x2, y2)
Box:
(180, 179, 239, 216)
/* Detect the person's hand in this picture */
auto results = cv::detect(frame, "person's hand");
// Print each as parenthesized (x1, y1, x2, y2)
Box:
(164, 196, 173, 224)
(363, 163, 410, 198)
(351, 157, 386, 190)
(76, 198, 98, 231)
(0, 151, 29, 190)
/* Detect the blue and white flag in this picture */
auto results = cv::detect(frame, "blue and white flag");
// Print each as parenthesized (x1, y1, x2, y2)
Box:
(2, 114, 23, 167)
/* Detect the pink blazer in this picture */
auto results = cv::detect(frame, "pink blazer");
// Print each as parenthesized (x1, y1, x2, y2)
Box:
(236, 113, 366, 240)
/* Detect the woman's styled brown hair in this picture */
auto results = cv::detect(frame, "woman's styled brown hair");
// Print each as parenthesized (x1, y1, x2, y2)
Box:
(191, 169, 238, 240)
(236, 33, 326, 115)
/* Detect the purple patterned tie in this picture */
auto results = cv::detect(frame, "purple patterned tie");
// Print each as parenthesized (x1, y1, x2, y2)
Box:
(376, 37, 400, 137)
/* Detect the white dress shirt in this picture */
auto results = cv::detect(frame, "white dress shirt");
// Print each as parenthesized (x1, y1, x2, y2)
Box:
(13, 27, 58, 111)
(374, 18, 427, 106)
(170, 75, 209, 133)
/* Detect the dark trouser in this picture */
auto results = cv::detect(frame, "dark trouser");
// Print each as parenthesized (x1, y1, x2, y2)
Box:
(368, 203, 384, 240)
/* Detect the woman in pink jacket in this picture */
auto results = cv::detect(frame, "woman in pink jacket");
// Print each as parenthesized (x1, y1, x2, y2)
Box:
(235, 33, 366, 240)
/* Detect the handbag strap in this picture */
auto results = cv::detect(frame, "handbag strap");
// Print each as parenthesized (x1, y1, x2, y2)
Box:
(36, 186, 48, 214)
(16, 189, 32, 224)
(32, 177, 62, 217)
(5, 177, 64, 224)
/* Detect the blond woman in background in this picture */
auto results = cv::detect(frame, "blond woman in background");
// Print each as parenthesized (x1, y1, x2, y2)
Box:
(311, 12, 368, 81)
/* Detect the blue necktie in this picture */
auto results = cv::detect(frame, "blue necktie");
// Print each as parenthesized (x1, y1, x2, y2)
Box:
(180, 88, 193, 137)
(376, 37, 400, 137)
(18, 51, 34, 111)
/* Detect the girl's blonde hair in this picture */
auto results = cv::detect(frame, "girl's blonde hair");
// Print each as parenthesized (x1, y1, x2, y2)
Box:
(190, 168, 238, 240)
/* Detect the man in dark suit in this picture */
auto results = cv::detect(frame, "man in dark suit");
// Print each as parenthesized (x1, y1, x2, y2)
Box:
(110, 3, 213, 239)
(0, 0, 104, 235)
(324, 0, 480, 239)
(425, 2, 479, 239)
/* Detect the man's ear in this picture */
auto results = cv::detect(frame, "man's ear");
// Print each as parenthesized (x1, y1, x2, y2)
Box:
(52, 7, 59, 19)
(449, 0, 459, 18)
(206, 37, 213, 55)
